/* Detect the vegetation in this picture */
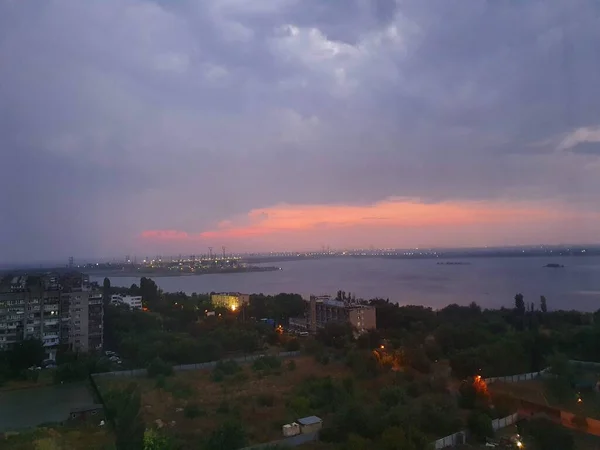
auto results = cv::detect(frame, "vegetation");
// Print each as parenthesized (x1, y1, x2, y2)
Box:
(7, 277, 600, 449)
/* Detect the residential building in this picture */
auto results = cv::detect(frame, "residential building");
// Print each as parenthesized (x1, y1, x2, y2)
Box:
(288, 295, 376, 334)
(1, 273, 103, 358)
(61, 276, 104, 352)
(110, 295, 142, 310)
(211, 292, 250, 311)
(1, 275, 62, 360)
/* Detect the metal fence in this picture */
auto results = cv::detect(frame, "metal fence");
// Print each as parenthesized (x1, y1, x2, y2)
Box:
(432, 413, 517, 449)
(92, 351, 301, 378)
(485, 368, 549, 385)
(432, 431, 467, 449)
(491, 412, 518, 431)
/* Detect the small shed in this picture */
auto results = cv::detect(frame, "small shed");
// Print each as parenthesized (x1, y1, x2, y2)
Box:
(282, 422, 301, 437)
(297, 416, 323, 434)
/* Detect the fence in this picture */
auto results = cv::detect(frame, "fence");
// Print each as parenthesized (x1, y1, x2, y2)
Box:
(431, 413, 517, 449)
(239, 431, 319, 449)
(432, 431, 467, 449)
(92, 351, 301, 378)
(485, 369, 549, 385)
(491, 412, 518, 431)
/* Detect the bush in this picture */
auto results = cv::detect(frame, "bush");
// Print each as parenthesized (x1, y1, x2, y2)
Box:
(155, 374, 166, 389)
(217, 400, 230, 414)
(526, 418, 574, 450)
(252, 356, 282, 372)
(205, 421, 246, 450)
(467, 411, 494, 442)
(286, 360, 297, 371)
(184, 403, 204, 419)
(316, 353, 330, 365)
(147, 357, 173, 378)
(214, 359, 241, 376)
(257, 393, 276, 407)
(211, 370, 225, 383)
(165, 380, 193, 399)
(285, 339, 300, 352)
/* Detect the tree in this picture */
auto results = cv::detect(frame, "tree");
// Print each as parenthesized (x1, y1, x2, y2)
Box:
(7, 338, 45, 373)
(205, 421, 246, 450)
(514, 294, 525, 315)
(526, 418, 574, 450)
(540, 296, 548, 313)
(467, 411, 493, 442)
(143, 429, 174, 450)
(105, 383, 145, 450)
(103, 277, 111, 307)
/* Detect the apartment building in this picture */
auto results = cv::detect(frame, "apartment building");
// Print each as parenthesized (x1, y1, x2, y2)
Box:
(110, 294, 142, 310)
(211, 292, 250, 311)
(0, 273, 103, 358)
(0, 275, 61, 359)
(288, 295, 376, 334)
(61, 275, 104, 352)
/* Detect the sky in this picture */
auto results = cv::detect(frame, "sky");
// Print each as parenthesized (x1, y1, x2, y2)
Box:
(1, 0, 600, 263)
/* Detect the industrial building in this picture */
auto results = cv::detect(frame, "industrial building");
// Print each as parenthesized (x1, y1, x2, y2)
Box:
(0, 273, 103, 358)
(289, 295, 376, 334)
(211, 292, 250, 311)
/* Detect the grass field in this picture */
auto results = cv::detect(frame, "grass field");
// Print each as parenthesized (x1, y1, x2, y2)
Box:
(96, 356, 361, 447)
(1, 425, 114, 450)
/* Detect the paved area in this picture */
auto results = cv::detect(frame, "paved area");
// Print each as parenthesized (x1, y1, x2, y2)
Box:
(0, 382, 95, 432)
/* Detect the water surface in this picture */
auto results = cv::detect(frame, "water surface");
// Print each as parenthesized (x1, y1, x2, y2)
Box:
(92, 256, 600, 311)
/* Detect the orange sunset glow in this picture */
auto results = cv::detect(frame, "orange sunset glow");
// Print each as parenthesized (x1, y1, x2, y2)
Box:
(140, 198, 600, 251)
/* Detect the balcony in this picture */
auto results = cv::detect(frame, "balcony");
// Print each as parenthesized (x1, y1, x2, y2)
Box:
(43, 337, 60, 347)
(44, 318, 59, 326)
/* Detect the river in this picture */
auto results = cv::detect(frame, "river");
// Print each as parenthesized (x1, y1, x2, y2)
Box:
(91, 256, 600, 311)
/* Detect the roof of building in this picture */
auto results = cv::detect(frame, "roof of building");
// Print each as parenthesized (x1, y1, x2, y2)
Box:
(297, 416, 322, 425)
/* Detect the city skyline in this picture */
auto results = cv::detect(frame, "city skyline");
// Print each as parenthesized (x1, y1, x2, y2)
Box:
(2, 1, 600, 263)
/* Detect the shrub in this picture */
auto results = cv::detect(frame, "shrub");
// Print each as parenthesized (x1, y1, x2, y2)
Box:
(147, 357, 173, 378)
(467, 411, 494, 442)
(252, 356, 282, 372)
(205, 421, 246, 450)
(316, 353, 330, 365)
(285, 339, 300, 352)
(217, 400, 230, 414)
(184, 403, 203, 419)
(165, 380, 193, 399)
(286, 360, 296, 371)
(215, 359, 241, 376)
(257, 393, 276, 407)
(155, 374, 166, 389)
(233, 372, 249, 383)
(211, 370, 225, 383)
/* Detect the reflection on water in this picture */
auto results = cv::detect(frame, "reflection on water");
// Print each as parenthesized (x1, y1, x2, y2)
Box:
(92, 256, 600, 312)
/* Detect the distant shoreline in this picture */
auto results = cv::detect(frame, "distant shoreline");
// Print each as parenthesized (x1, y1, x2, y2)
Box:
(89, 267, 281, 278)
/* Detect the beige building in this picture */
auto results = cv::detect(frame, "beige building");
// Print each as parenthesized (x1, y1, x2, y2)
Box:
(211, 292, 250, 311)
(307, 295, 376, 334)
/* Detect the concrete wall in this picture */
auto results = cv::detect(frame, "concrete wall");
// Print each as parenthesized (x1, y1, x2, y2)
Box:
(92, 351, 301, 378)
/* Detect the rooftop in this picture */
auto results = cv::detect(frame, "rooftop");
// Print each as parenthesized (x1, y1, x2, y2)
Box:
(297, 416, 322, 426)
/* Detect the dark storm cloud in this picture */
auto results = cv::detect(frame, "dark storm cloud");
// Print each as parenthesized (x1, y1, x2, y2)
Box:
(1, 0, 600, 262)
